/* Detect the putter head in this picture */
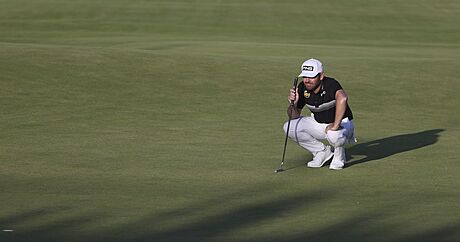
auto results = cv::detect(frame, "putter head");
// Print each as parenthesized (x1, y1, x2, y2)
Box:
(275, 168, 285, 173)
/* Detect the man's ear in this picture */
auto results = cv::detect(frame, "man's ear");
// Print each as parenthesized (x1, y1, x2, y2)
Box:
(319, 72, 324, 80)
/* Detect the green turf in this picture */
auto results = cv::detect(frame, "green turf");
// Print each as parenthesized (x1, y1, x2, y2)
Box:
(1, 0, 459, 241)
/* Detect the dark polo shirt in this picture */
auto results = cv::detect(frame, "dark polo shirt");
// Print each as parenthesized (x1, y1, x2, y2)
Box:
(297, 77, 353, 124)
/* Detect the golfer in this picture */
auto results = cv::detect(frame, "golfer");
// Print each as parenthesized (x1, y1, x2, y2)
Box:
(284, 58, 355, 170)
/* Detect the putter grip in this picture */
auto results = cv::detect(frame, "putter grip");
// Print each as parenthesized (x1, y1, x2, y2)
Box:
(292, 77, 298, 89)
(290, 77, 298, 106)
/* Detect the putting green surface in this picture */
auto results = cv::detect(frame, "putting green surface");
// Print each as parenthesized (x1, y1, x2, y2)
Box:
(1, 0, 459, 241)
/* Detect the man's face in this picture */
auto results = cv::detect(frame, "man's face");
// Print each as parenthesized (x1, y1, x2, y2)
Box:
(302, 74, 322, 91)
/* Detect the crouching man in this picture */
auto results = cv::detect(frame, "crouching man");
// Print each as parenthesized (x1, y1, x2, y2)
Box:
(283, 58, 355, 170)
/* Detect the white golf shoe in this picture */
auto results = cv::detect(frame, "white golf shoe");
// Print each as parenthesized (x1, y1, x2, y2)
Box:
(307, 146, 333, 168)
(329, 146, 346, 170)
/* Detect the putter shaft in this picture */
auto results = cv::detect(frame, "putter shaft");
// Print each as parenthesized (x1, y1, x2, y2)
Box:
(276, 77, 298, 173)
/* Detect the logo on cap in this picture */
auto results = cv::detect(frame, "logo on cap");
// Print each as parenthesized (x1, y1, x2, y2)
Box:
(302, 66, 314, 71)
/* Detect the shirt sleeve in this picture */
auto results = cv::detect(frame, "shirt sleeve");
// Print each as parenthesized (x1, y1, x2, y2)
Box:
(329, 79, 343, 97)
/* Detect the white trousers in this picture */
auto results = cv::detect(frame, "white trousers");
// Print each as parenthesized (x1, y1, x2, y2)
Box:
(283, 115, 355, 156)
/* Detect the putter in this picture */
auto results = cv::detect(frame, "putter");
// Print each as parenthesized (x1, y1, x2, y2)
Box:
(275, 77, 299, 173)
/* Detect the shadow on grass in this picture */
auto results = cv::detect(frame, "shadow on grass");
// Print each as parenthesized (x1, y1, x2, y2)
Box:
(128, 190, 334, 242)
(247, 215, 460, 242)
(1, 185, 459, 242)
(346, 129, 444, 168)
(0, 207, 102, 242)
(0, 189, 335, 242)
(282, 129, 444, 171)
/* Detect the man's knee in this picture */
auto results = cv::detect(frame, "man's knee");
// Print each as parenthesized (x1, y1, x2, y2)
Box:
(282, 121, 297, 140)
(283, 122, 289, 133)
(326, 130, 347, 147)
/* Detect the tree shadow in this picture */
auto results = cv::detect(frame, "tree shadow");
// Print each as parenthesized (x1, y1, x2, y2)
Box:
(112, 189, 337, 242)
(247, 213, 460, 242)
(0, 189, 337, 242)
(1, 183, 459, 242)
(0, 207, 103, 242)
(346, 129, 444, 168)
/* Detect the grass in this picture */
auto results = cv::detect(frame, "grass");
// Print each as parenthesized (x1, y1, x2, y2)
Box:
(1, 0, 460, 241)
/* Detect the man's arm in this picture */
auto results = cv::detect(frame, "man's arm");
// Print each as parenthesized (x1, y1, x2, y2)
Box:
(325, 89, 348, 132)
(287, 105, 301, 119)
(287, 88, 301, 119)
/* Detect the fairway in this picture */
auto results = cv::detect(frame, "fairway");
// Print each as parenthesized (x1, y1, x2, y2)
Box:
(1, 0, 460, 241)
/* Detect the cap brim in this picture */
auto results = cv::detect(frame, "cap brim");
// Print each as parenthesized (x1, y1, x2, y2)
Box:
(298, 71, 320, 78)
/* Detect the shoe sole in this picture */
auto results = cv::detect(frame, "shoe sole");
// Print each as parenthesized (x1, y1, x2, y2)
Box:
(329, 165, 343, 170)
(307, 152, 334, 168)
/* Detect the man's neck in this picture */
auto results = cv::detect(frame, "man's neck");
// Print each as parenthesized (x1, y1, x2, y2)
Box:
(313, 81, 322, 94)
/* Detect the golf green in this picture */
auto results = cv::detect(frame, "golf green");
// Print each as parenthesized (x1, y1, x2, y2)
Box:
(1, 0, 459, 241)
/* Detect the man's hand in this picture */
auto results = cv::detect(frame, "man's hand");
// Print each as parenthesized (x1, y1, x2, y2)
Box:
(325, 123, 341, 133)
(288, 88, 299, 105)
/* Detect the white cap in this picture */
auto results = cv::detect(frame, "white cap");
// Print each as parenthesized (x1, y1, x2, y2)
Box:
(298, 58, 323, 77)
